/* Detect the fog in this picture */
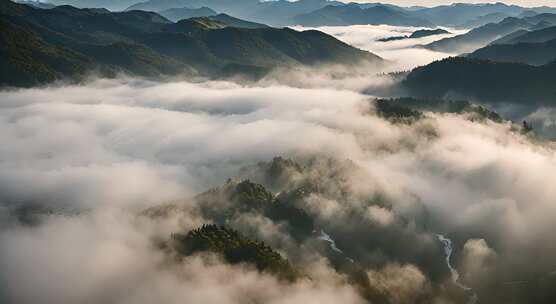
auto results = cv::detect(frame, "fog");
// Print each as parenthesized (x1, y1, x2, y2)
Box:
(1, 24, 556, 304)
(292, 24, 466, 71)
(355, 0, 556, 7)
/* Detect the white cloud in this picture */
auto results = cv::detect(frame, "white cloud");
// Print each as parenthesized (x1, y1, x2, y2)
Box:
(2, 73, 556, 303)
(367, 205, 395, 226)
(291, 24, 466, 71)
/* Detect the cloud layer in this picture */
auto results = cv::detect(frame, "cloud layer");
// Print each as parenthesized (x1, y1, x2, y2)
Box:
(1, 37, 556, 303)
(292, 24, 466, 71)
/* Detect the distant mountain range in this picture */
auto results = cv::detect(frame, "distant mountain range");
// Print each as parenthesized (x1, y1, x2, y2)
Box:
(410, 2, 525, 27)
(125, 0, 342, 26)
(465, 25, 556, 65)
(15, 0, 56, 9)
(126, 1, 556, 27)
(157, 6, 216, 22)
(125, 0, 258, 16)
(292, 3, 432, 27)
(0, 0, 382, 87)
(47, 0, 139, 11)
(456, 12, 511, 28)
(33, 1, 556, 28)
(424, 13, 556, 53)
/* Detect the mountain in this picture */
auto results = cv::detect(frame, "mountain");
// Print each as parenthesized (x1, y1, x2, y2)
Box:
(410, 28, 450, 38)
(0, 18, 91, 87)
(145, 178, 316, 240)
(468, 37, 556, 66)
(151, 18, 383, 74)
(125, 0, 341, 26)
(144, 155, 446, 303)
(158, 8, 268, 29)
(0, 0, 382, 87)
(126, 0, 260, 17)
(488, 28, 530, 44)
(411, 2, 526, 27)
(0, 3, 188, 87)
(49, 0, 140, 11)
(168, 224, 299, 280)
(292, 3, 432, 27)
(530, 6, 556, 15)
(158, 6, 216, 21)
(245, 0, 343, 26)
(375, 97, 502, 123)
(126, 0, 191, 12)
(208, 13, 268, 29)
(378, 28, 449, 42)
(15, 0, 55, 9)
(461, 20, 556, 66)
(424, 14, 556, 54)
(492, 24, 556, 45)
(456, 12, 510, 28)
(401, 57, 556, 105)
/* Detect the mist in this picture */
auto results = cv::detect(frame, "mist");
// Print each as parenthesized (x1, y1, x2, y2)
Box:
(1, 50, 556, 303)
(292, 24, 466, 71)
(0, 20, 556, 304)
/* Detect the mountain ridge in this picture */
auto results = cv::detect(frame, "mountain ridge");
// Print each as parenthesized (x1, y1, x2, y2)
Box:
(0, 0, 383, 87)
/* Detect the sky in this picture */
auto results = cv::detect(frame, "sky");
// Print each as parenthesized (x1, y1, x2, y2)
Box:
(347, 0, 556, 8)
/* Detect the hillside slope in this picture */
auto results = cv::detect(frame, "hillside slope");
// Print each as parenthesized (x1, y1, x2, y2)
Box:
(0, 0, 383, 87)
(468, 38, 556, 65)
(425, 14, 556, 53)
(402, 57, 556, 105)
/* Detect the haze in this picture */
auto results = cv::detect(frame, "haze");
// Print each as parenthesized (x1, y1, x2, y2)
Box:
(349, 0, 556, 8)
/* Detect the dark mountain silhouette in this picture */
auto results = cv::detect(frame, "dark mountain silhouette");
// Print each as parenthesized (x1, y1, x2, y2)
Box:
(169, 224, 300, 280)
(378, 28, 449, 42)
(489, 28, 530, 44)
(375, 97, 502, 123)
(468, 37, 556, 65)
(491, 24, 556, 44)
(208, 13, 268, 28)
(401, 57, 556, 105)
(467, 24, 556, 65)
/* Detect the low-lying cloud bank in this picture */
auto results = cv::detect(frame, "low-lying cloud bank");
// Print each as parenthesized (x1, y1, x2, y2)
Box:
(292, 24, 466, 71)
(1, 76, 556, 304)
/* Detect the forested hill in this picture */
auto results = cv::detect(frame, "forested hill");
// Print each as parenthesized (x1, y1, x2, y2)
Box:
(401, 57, 556, 105)
(0, 0, 383, 87)
(169, 225, 300, 281)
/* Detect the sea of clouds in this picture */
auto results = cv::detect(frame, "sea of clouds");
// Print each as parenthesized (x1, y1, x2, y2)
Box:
(292, 24, 467, 71)
(1, 25, 555, 304)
